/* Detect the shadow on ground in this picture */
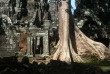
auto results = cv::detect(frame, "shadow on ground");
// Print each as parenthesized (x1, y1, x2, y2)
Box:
(0, 56, 110, 74)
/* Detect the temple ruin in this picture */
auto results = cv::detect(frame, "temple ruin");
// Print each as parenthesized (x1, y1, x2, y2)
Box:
(0, 0, 110, 57)
(0, 0, 58, 57)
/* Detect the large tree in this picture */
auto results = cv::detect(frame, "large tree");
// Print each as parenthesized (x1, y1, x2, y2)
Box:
(53, 0, 110, 63)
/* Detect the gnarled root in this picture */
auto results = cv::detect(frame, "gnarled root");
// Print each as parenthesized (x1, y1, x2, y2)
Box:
(54, 40, 61, 49)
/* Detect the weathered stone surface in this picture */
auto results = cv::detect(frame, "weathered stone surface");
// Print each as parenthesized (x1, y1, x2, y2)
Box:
(0, 0, 9, 15)
(0, 0, 59, 57)
(0, 35, 20, 56)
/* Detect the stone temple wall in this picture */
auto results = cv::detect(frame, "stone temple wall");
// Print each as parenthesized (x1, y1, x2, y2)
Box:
(0, 0, 59, 57)
(0, 0, 9, 16)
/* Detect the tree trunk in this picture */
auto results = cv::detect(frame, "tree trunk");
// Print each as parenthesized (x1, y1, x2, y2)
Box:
(53, 0, 109, 63)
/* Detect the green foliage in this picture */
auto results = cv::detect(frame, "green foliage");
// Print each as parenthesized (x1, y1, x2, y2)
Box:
(88, 53, 97, 58)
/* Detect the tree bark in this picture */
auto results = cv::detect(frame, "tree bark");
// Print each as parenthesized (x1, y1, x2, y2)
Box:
(53, 0, 109, 63)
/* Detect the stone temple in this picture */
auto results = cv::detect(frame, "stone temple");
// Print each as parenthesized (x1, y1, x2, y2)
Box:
(0, 0, 58, 57)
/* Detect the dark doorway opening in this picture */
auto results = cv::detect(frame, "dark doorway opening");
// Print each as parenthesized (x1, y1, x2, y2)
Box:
(33, 37, 43, 57)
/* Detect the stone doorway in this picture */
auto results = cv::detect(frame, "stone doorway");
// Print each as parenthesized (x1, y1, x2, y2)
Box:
(26, 29, 49, 57)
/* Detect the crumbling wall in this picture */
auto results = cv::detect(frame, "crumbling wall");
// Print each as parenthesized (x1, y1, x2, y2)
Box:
(0, 0, 59, 56)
